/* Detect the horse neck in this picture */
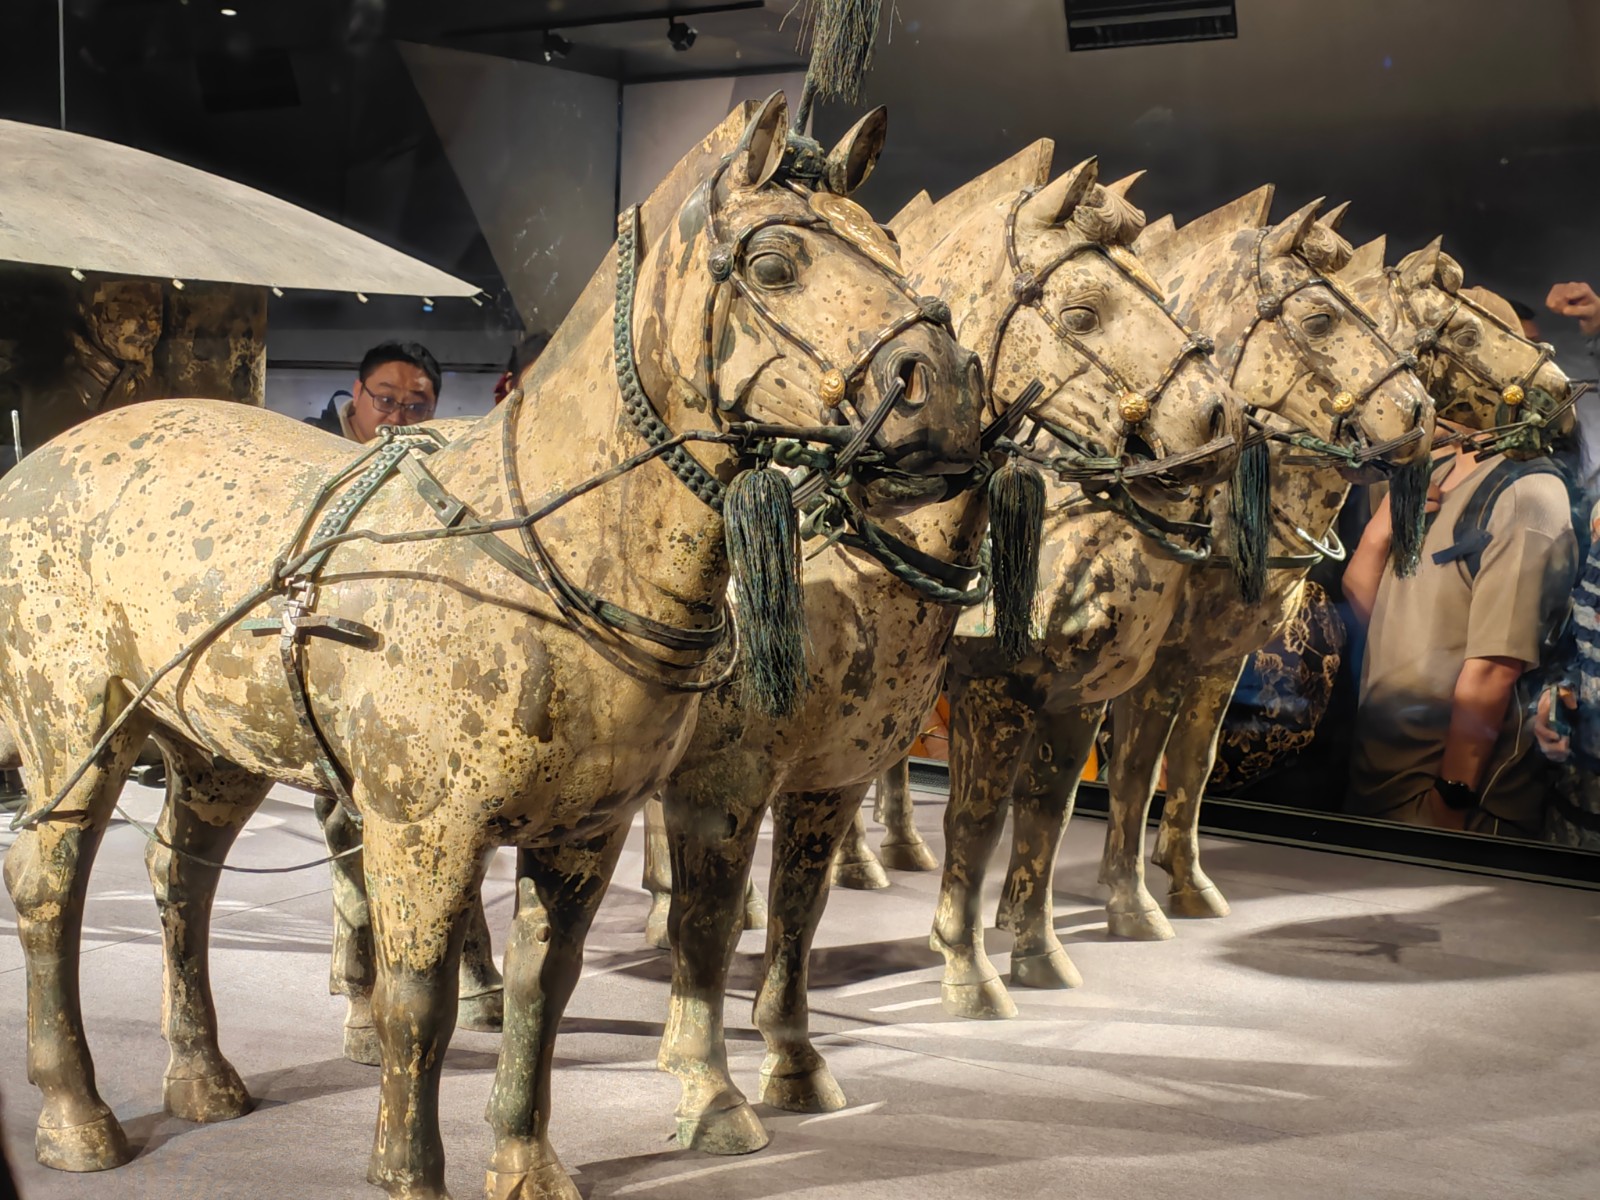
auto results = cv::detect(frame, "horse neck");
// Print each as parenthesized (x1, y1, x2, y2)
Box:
(429, 294, 733, 631)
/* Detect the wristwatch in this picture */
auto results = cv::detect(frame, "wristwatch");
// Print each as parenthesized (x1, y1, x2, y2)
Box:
(1431, 776, 1479, 811)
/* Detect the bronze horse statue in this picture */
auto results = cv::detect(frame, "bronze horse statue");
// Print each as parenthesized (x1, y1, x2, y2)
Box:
(0, 94, 981, 1200)
(641, 138, 1246, 1142)
(1091, 220, 1571, 940)
(854, 188, 1437, 1019)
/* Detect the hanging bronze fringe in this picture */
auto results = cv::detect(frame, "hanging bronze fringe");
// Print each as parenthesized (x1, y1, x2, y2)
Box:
(725, 467, 809, 717)
(988, 456, 1045, 663)
(796, 0, 884, 106)
(1387, 452, 1432, 578)
(1228, 439, 1271, 604)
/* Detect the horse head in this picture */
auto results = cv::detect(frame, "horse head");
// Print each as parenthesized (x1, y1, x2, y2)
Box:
(1338, 233, 1574, 448)
(891, 142, 1244, 501)
(632, 93, 981, 507)
(1140, 192, 1434, 473)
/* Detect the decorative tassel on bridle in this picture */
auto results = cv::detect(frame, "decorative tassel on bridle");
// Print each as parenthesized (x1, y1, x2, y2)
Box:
(790, 0, 886, 129)
(987, 455, 1046, 662)
(1228, 438, 1271, 604)
(724, 467, 810, 717)
(1387, 452, 1433, 578)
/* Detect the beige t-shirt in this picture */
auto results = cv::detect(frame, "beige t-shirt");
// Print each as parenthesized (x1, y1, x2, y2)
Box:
(1348, 457, 1577, 828)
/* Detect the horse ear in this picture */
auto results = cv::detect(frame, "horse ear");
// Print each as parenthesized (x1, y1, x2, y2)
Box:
(824, 106, 888, 196)
(1019, 156, 1099, 229)
(1399, 236, 1445, 291)
(1260, 197, 1325, 260)
(733, 91, 789, 188)
(1321, 200, 1352, 233)
(1104, 170, 1146, 201)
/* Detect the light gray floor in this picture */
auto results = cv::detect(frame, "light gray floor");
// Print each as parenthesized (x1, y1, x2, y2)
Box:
(2, 779, 1598, 1200)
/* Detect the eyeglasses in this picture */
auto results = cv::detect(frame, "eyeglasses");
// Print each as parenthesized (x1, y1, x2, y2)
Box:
(360, 386, 435, 419)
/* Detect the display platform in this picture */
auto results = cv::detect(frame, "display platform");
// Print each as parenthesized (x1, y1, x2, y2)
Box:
(2, 776, 1596, 1200)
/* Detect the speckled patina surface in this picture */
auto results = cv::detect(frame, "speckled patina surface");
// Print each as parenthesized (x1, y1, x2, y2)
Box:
(1095, 227, 1567, 941)
(641, 138, 1251, 1139)
(0, 95, 980, 1200)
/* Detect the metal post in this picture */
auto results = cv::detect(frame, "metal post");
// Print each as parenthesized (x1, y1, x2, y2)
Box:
(10, 410, 21, 462)
(58, 0, 66, 130)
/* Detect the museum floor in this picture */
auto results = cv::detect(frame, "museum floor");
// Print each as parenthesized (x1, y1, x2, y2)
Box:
(1, 778, 1597, 1200)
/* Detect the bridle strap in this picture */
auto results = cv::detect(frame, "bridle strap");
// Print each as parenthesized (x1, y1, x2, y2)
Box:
(987, 188, 1214, 435)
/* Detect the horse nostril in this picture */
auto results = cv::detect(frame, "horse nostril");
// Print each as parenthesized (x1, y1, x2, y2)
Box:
(1209, 399, 1228, 439)
(896, 355, 931, 409)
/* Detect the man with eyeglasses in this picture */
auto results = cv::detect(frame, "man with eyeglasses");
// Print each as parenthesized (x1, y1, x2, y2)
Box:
(307, 340, 441, 442)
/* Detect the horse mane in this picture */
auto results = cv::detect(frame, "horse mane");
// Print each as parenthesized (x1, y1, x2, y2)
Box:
(1336, 236, 1388, 289)
(890, 139, 1054, 268)
(526, 98, 761, 391)
(1135, 184, 1275, 281)
(886, 190, 934, 256)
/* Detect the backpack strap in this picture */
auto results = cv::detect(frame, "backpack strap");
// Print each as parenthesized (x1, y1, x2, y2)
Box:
(1431, 456, 1565, 581)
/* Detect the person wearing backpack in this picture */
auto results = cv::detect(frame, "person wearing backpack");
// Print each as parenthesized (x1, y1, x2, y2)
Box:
(1343, 412, 1580, 835)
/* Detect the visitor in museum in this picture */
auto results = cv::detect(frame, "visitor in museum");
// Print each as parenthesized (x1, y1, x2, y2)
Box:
(1342, 293, 1580, 834)
(306, 340, 441, 442)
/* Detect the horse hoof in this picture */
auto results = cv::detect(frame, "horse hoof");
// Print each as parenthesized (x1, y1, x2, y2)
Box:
(344, 1022, 382, 1067)
(1010, 947, 1083, 990)
(164, 1067, 254, 1123)
(458, 988, 504, 1033)
(675, 1100, 770, 1155)
(940, 975, 1018, 1019)
(759, 1059, 847, 1113)
(878, 838, 939, 872)
(486, 1163, 580, 1200)
(35, 1110, 134, 1172)
(644, 891, 672, 950)
(832, 857, 890, 890)
(1106, 905, 1176, 941)
(1169, 884, 1231, 919)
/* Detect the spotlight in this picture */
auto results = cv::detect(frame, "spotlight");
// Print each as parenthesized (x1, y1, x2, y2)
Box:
(667, 18, 696, 52)
(219, 6, 238, 15)
(542, 30, 572, 62)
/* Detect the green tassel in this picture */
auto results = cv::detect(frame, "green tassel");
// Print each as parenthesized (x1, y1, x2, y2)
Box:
(725, 468, 809, 718)
(1387, 453, 1432, 578)
(1229, 439, 1270, 605)
(988, 457, 1045, 663)
(799, 0, 884, 107)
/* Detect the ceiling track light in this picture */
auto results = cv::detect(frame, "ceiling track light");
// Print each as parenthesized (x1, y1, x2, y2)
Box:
(542, 30, 573, 62)
(667, 17, 697, 52)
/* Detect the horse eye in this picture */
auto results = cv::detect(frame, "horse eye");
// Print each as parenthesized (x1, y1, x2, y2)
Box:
(1452, 325, 1481, 348)
(1302, 312, 1335, 338)
(1059, 306, 1099, 334)
(748, 252, 796, 289)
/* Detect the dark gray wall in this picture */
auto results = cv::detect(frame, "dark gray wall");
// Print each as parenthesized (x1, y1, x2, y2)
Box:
(819, 0, 1600, 373)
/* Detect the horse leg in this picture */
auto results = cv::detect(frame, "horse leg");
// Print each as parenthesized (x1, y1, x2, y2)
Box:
(485, 826, 628, 1200)
(457, 893, 505, 1033)
(1151, 663, 1243, 919)
(145, 738, 270, 1123)
(3, 682, 150, 1171)
(643, 796, 767, 952)
(829, 805, 889, 890)
(657, 771, 769, 1154)
(1100, 670, 1185, 941)
(313, 793, 381, 1066)
(875, 757, 938, 871)
(362, 823, 486, 1200)
(930, 674, 1035, 1020)
(756, 783, 870, 1112)
(641, 797, 673, 949)
(995, 703, 1103, 990)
